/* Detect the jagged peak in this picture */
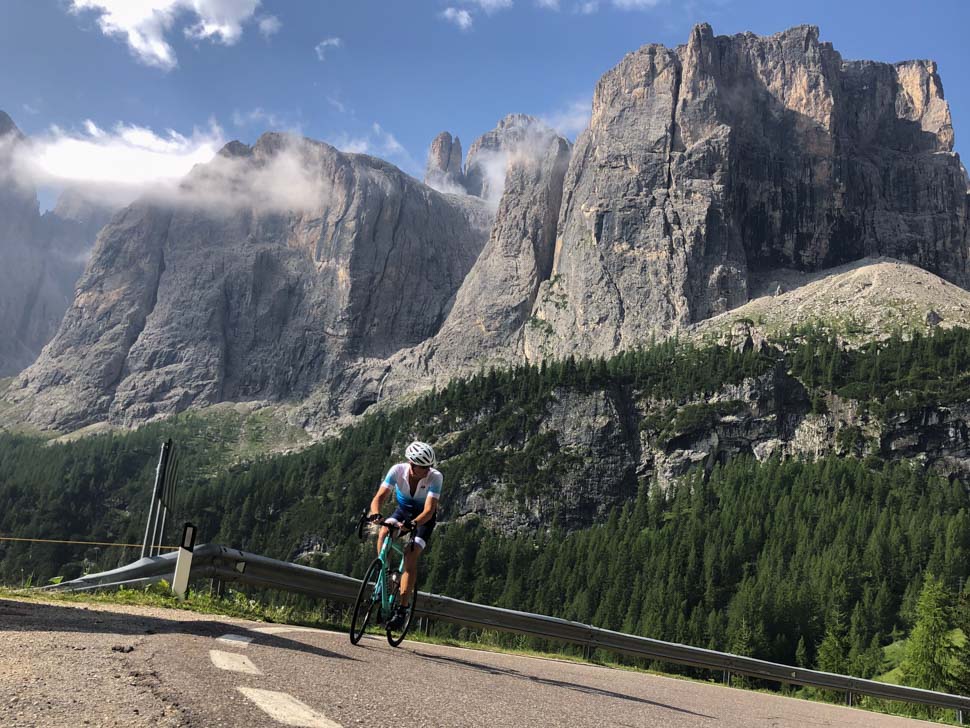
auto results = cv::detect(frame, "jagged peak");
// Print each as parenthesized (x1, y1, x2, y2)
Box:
(0, 110, 22, 139)
(217, 140, 252, 159)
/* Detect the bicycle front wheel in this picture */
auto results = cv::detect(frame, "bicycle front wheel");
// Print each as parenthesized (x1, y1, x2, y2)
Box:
(350, 558, 382, 645)
(387, 576, 418, 647)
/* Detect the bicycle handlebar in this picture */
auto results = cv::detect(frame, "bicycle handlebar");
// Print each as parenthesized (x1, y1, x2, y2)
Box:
(356, 511, 416, 542)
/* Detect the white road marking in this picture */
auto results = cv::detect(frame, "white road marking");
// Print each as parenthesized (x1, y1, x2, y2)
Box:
(216, 633, 254, 646)
(237, 687, 342, 728)
(209, 649, 262, 675)
(248, 625, 318, 635)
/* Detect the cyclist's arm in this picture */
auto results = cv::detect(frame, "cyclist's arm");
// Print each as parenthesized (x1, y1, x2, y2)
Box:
(413, 493, 438, 526)
(369, 485, 391, 516)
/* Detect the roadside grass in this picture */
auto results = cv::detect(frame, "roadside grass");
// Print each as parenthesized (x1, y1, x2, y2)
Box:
(877, 629, 967, 686)
(0, 582, 345, 632)
(1, 583, 964, 725)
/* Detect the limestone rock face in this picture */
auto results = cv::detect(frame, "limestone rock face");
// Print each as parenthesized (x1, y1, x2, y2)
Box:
(527, 24, 970, 360)
(424, 131, 465, 193)
(12, 133, 492, 430)
(0, 112, 111, 376)
(372, 120, 572, 403)
(453, 387, 640, 532)
(464, 114, 548, 203)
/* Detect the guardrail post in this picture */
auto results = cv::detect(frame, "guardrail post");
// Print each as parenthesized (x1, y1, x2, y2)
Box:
(957, 708, 963, 725)
(846, 691, 852, 707)
(141, 441, 171, 559)
(171, 523, 197, 600)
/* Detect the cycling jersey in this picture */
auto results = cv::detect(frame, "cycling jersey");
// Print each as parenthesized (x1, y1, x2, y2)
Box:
(381, 462, 442, 511)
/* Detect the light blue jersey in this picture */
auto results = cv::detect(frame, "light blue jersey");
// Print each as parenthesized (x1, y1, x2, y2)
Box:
(381, 462, 443, 511)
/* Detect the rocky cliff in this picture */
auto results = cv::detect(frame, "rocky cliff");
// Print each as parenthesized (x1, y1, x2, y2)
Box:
(10, 133, 493, 430)
(377, 117, 572, 394)
(526, 24, 970, 360)
(0, 112, 112, 377)
(424, 131, 465, 193)
(6, 25, 970, 436)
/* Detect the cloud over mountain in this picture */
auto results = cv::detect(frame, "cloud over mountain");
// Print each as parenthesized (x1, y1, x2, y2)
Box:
(68, 0, 263, 70)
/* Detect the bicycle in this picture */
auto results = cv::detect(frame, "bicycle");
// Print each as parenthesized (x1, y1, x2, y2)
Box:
(349, 512, 419, 647)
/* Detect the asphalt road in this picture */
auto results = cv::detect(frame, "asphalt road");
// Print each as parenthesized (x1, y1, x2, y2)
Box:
(0, 597, 943, 728)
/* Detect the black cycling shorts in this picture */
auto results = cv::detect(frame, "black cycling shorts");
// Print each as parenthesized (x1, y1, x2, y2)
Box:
(389, 505, 437, 549)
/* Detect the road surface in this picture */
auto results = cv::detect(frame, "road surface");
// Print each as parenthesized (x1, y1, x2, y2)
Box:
(0, 597, 941, 727)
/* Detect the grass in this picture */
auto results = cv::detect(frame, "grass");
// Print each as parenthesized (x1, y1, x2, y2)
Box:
(876, 629, 967, 687)
(0, 581, 344, 631)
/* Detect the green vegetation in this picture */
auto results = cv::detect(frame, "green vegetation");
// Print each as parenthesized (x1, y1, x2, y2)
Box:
(0, 581, 345, 630)
(786, 325, 970, 416)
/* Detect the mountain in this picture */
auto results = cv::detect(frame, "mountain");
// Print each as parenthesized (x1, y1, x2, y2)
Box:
(8, 133, 493, 431)
(693, 257, 970, 340)
(525, 24, 969, 360)
(0, 111, 114, 377)
(5, 24, 970, 435)
(424, 131, 466, 194)
(368, 116, 572, 402)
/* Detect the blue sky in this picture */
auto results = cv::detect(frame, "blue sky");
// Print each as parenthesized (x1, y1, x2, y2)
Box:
(1, 0, 968, 205)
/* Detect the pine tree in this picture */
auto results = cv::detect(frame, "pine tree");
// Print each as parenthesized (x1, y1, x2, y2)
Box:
(795, 635, 809, 668)
(951, 591, 970, 695)
(816, 610, 849, 675)
(901, 574, 954, 693)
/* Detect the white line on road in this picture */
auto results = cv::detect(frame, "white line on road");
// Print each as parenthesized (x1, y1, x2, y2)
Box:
(248, 626, 318, 635)
(209, 649, 262, 675)
(216, 633, 254, 646)
(237, 687, 342, 728)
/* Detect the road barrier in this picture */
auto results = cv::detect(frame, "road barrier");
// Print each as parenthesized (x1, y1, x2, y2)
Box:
(46, 543, 970, 722)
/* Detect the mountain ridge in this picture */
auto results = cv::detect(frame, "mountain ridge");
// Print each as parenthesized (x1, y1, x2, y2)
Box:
(4, 23, 970, 436)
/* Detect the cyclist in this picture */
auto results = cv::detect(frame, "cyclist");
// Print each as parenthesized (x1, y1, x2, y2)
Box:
(367, 441, 441, 629)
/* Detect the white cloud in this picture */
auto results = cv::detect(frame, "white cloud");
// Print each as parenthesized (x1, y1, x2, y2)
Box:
(462, 119, 570, 205)
(69, 0, 261, 70)
(441, 8, 473, 30)
(315, 37, 343, 61)
(326, 96, 347, 114)
(182, 0, 260, 43)
(462, 0, 513, 11)
(537, 0, 560, 8)
(540, 98, 591, 138)
(577, 1, 599, 13)
(22, 103, 40, 115)
(257, 14, 281, 38)
(177, 136, 336, 213)
(7, 118, 225, 207)
(612, 0, 662, 7)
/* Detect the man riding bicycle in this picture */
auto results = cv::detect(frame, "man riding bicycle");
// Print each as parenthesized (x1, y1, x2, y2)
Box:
(366, 441, 441, 630)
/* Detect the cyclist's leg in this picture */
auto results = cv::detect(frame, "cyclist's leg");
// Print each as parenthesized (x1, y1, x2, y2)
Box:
(381, 503, 415, 555)
(399, 515, 435, 606)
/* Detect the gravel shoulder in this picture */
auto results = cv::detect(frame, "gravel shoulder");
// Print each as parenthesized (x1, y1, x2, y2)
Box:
(0, 596, 262, 727)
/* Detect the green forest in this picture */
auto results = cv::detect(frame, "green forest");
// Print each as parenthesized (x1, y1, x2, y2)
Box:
(3, 325, 970, 696)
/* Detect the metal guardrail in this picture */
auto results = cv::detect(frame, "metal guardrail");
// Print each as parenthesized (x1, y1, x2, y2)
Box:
(49, 544, 970, 720)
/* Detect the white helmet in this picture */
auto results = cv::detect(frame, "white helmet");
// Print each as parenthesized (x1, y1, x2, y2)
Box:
(405, 441, 436, 467)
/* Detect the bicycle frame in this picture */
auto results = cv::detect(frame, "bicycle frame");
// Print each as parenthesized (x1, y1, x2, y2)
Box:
(372, 529, 407, 619)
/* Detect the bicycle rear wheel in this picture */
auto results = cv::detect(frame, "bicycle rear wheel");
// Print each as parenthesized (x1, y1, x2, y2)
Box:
(350, 558, 382, 645)
(386, 576, 418, 647)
